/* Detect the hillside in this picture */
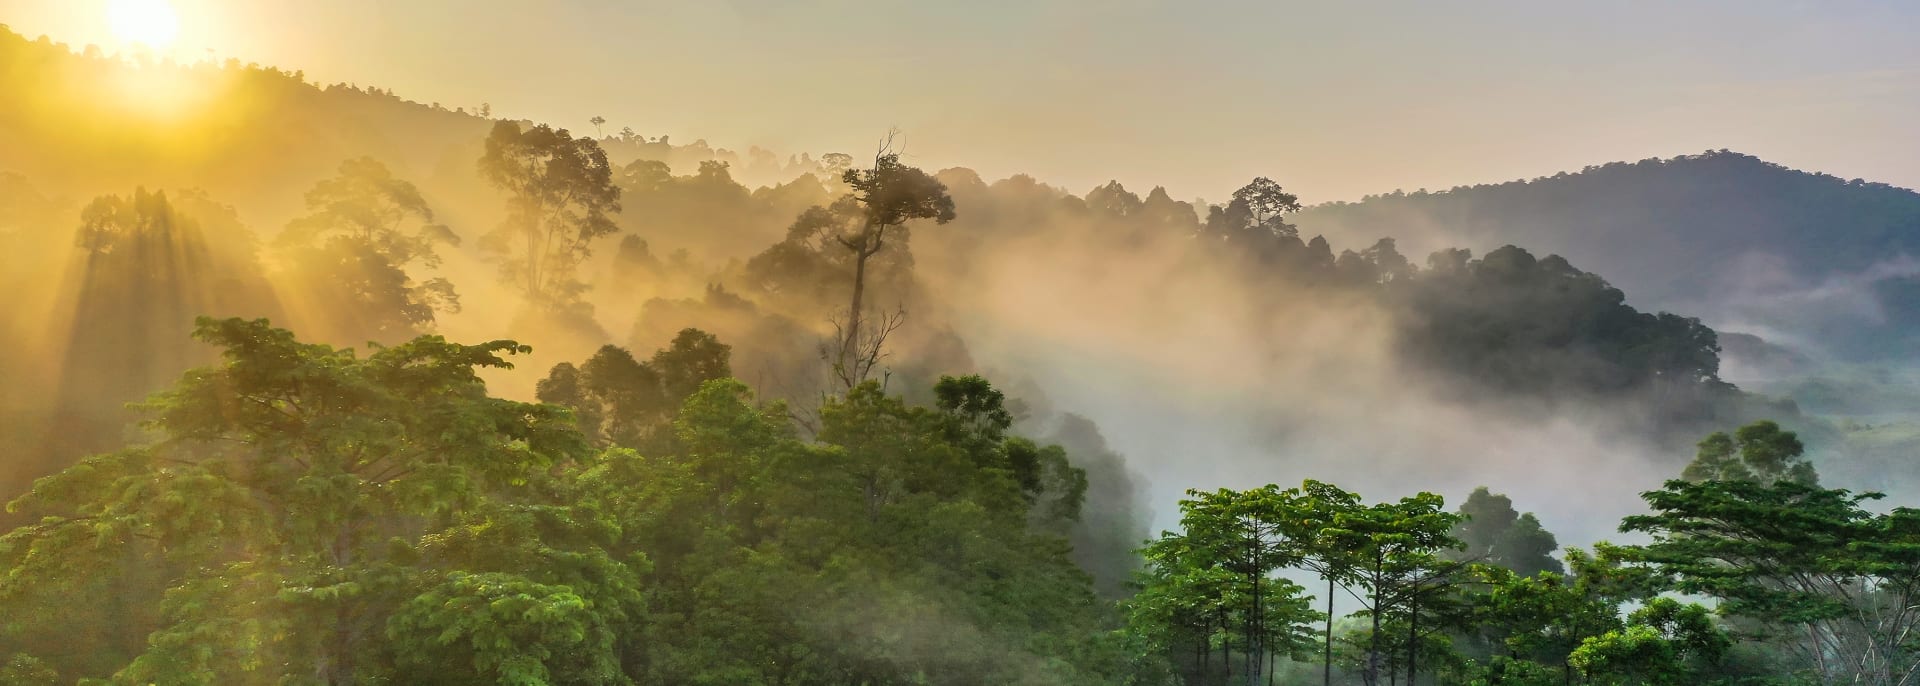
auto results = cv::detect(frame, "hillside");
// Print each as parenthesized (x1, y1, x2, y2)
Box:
(1297, 151, 1920, 360)
(0, 25, 815, 226)
(5, 13, 1920, 684)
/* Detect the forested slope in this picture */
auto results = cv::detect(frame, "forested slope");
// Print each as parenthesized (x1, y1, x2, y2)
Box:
(2, 25, 1900, 684)
(1297, 151, 1920, 360)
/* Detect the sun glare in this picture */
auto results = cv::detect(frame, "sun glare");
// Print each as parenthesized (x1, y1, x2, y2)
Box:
(106, 0, 181, 50)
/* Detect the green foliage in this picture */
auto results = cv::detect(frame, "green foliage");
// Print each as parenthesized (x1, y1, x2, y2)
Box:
(842, 151, 957, 229)
(0, 319, 1132, 684)
(1565, 598, 1731, 685)
(1450, 487, 1565, 578)
(0, 653, 57, 686)
(1127, 486, 1321, 684)
(1124, 482, 1479, 685)
(1681, 419, 1818, 485)
(1620, 475, 1920, 683)
(536, 329, 732, 451)
(0, 317, 626, 684)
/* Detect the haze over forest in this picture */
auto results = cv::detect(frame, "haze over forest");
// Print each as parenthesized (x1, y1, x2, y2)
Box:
(4, 2, 1920, 685)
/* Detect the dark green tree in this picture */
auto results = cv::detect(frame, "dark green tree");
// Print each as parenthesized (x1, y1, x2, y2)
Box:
(1451, 487, 1564, 578)
(1680, 419, 1817, 485)
(535, 328, 732, 451)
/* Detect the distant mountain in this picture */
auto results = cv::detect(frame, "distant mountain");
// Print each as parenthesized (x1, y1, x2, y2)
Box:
(1296, 151, 1920, 361)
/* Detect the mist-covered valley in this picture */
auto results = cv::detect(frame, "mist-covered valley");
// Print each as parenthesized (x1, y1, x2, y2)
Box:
(5, 14, 1920, 685)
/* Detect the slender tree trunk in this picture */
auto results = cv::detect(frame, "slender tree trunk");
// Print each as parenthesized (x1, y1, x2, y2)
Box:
(1250, 529, 1261, 686)
(1368, 555, 1383, 686)
(839, 226, 886, 386)
(841, 242, 868, 378)
(1222, 609, 1232, 685)
(1325, 574, 1336, 686)
(1406, 594, 1418, 686)
(525, 205, 541, 299)
(1200, 616, 1210, 676)
(1197, 626, 1208, 676)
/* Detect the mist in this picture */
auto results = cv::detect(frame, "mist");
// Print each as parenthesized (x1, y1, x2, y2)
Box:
(5, 12, 1920, 685)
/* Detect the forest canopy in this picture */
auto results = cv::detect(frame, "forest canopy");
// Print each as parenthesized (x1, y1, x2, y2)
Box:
(1, 20, 1915, 686)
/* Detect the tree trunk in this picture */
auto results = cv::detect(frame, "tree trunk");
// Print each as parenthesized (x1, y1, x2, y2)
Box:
(1200, 617, 1210, 675)
(1325, 575, 1335, 686)
(839, 226, 886, 387)
(1406, 594, 1418, 686)
(1368, 554, 1383, 686)
(525, 207, 541, 299)
(1222, 610, 1232, 685)
(1197, 627, 1208, 676)
(1249, 529, 1261, 686)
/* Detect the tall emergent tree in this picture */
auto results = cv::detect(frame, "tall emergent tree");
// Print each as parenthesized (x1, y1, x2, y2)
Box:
(820, 141, 954, 387)
(1202, 177, 1304, 263)
(477, 121, 622, 309)
(277, 156, 460, 341)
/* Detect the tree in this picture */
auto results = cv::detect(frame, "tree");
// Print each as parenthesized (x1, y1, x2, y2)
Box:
(1325, 492, 1463, 686)
(476, 121, 622, 309)
(1453, 488, 1519, 560)
(1230, 177, 1301, 240)
(1129, 486, 1319, 686)
(589, 115, 606, 137)
(1567, 598, 1731, 685)
(1284, 480, 1367, 686)
(1620, 476, 1920, 684)
(1462, 546, 1657, 685)
(0, 318, 640, 684)
(1451, 487, 1564, 578)
(1203, 178, 1304, 264)
(818, 140, 955, 387)
(277, 156, 460, 341)
(54, 188, 277, 466)
(535, 329, 732, 451)
(618, 375, 1119, 684)
(1490, 514, 1564, 579)
(1680, 419, 1817, 485)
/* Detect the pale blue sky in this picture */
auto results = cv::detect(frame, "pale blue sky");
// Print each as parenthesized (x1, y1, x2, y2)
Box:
(6, 0, 1920, 201)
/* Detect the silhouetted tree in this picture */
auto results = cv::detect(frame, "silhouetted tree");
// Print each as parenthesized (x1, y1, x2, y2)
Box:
(476, 121, 622, 309)
(276, 157, 459, 342)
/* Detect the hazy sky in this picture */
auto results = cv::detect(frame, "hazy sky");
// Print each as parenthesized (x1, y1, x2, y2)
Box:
(6, 0, 1920, 202)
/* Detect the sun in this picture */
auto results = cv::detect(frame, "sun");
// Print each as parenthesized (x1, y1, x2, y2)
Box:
(106, 0, 181, 50)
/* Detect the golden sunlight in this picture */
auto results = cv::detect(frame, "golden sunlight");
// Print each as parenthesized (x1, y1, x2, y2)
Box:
(105, 0, 181, 49)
